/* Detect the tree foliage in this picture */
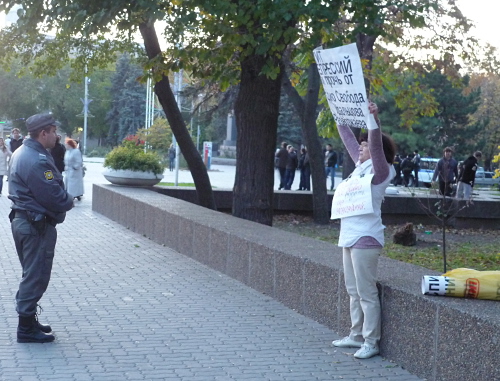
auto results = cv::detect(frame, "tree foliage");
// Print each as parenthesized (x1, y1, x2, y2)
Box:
(0, 59, 113, 137)
(106, 53, 147, 145)
(0, 61, 39, 130)
(314, 1, 499, 135)
(0, 0, 217, 209)
(493, 147, 500, 179)
(374, 69, 481, 157)
(136, 118, 173, 152)
(467, 74, 500, 162)
(156, 0, 348, 225)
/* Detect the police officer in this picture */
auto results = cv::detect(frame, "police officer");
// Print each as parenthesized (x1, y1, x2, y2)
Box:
(8, 113, 74, 343)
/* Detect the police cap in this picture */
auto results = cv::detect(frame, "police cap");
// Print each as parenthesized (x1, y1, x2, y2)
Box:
(26, 113, 59, 132)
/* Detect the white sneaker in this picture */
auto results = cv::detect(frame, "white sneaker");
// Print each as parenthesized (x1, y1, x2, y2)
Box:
(354, 343, 379, 359)
(332, 336, 363, 348)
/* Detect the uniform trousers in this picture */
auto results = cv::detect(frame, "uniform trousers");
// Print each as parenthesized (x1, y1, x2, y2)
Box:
(342, 247, 382, 346)
(11, 217, 57, 317)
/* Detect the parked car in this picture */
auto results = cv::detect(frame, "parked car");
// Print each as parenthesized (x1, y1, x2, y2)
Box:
(397, 158, 500, 189)
(417, 158, 439, 187)
(393, 157, 438, 187)
(474, 167, 500, 187)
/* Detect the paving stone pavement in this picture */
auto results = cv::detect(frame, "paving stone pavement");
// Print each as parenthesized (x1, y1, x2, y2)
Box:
(0, 170, 424, 381)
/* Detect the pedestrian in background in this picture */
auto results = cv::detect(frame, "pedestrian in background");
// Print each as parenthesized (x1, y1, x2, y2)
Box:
(50, 135, 66, 174)
(8, 128, 24, 153)
(432, 147, 458, 196)
(0, 137, 12, 194)
(332, 101, 396, 359)
(168, 143, 176, 171)
(64, 138, 84, 201)
(8, 113, 73, 343)
(284, 145, 298, 190)
(412, 149, 421, 187)
(275, 141, 288, 190)
(400, 154, 414, 187)
(456, 151, 482, 203)
(392, 153, 401, 185)
(298, 147, 311, 191)
(325, 144, 337, 190)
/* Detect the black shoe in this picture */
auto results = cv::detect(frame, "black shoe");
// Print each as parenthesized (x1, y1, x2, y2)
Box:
(17, 316, 55, 343)
(35, 305, 52, 333)
(35, 317, 52, 333)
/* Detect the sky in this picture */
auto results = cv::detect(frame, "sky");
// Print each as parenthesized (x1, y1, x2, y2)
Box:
(455, 0, 499, 50)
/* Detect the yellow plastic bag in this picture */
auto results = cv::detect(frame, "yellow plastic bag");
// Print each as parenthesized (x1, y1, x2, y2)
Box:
(421, 268, 500, 301)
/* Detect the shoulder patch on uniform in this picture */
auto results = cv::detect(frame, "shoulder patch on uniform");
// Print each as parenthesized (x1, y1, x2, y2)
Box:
(44, 170, 54, 180)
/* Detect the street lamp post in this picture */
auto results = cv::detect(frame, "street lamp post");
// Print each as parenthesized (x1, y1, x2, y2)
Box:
(173, 69, 183, 186)
(83, 71, 89, 155)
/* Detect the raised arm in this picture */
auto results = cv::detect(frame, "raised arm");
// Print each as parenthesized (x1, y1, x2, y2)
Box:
(337, 124, 360, 163)
(368, 127, 389, 185)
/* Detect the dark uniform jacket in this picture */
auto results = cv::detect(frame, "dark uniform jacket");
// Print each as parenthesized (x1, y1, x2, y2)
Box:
(8, 138, 73, 224)
(393, 155, 401, 172)
(401, 157, 414, 174)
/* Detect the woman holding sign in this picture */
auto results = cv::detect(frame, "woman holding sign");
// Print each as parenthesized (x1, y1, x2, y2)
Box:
(331, 102, 396, 359)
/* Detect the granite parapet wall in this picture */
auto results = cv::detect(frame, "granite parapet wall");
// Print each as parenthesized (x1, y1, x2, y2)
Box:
(93, 184, 499, 381)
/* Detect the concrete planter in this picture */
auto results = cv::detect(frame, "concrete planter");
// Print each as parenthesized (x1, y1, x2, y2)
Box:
(103, 169, 163, 187)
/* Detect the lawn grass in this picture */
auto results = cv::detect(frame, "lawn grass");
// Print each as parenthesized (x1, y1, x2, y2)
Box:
(158, 182, 196, 187)
(383, 241, 499, 272)
(273, 218, 499, 272)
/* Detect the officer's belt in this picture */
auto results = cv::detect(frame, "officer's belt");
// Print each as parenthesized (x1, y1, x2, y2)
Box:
(14, 210, 31, 219)
(14, 210, 56, 226)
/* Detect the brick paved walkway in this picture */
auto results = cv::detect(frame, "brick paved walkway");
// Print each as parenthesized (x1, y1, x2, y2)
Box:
(0, 177, 423, 381)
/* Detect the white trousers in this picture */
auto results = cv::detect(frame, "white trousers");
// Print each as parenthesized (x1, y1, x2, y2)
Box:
(342, 247, 382, 346)
(456, 181, 472, 200)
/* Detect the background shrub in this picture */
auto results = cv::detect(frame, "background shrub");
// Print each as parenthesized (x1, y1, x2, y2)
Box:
(104, 145, 166, 175)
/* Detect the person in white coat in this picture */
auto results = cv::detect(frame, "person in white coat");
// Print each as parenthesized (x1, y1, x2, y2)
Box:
(64, 138, 84, 201)
(0, 138, 12, 195)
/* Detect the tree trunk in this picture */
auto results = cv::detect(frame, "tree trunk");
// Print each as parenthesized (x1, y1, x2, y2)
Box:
(342, 33, 378, 179)
(139, 21, 216, 210)
(282, 65, 329, 224)
(233, 55, 283, 226)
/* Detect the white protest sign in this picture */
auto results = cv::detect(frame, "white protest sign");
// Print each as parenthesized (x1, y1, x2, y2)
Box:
(313, 43, 377, 129)
(330, 174, 374, 219)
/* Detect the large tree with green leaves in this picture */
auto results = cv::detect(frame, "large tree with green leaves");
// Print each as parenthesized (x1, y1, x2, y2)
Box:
(85, 68, 114, 143)
(0, 60, 112, 137)
(159, 1, 303, 224)
(280, 1, 446, 223)
(314, 1, 499, 176)
(0, 61, 40, 131)
(412, 70, 481, 157)
(0, 1, 216, 210)
(375, 69, 481, 157)
(106, 53, 147, 145)
(37, 66, 86, 137)
(468, 74, 500, 162)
